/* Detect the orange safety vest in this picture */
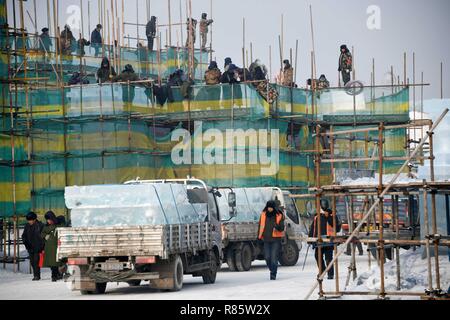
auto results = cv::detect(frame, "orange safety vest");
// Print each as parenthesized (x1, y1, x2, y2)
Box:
(313, 215, 336, 237)
(258, 211, 285, 240)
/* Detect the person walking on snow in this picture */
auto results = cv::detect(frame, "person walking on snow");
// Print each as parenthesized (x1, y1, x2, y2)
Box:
(22, 212, 44, 281)
(308, 199, 341, 280)
(257, 201, 285, 280)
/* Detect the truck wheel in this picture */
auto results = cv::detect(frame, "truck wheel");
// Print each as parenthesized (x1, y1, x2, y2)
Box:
(126, 280, 141, 287)
(226, 249, 237, 272)
(170, 255, 184, 292)
(235, 243, 252, 272)
(202, 252, 219, 284)
(80, 282, 107, 295)
(279, 240, 299, 266)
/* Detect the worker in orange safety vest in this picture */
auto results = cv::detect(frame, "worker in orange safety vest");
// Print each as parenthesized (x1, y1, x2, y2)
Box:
(257, 200, 285, 280)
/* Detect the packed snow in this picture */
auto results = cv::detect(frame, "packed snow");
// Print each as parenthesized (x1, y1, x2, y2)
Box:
(1, 245, 448, 300)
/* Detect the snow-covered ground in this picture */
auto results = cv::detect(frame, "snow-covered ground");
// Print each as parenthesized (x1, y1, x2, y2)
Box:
(1, 246, 448, 300)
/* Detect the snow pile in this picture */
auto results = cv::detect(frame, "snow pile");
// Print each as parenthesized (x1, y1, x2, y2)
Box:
(339, 173, 419, 186)
(345, 249, 450, 298)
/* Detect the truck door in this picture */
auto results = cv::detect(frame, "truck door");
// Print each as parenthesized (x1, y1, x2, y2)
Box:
(207, 192, 223, 254)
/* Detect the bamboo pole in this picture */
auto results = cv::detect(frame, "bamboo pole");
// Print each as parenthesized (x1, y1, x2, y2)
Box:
(294, 39, 299, 86)
(168, 0, 172, 46)
(303, 108, 449, 300)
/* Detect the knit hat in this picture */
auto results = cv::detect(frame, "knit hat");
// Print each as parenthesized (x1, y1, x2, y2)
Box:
(26, 212, 37, 221)
(42, 28, 49, 33)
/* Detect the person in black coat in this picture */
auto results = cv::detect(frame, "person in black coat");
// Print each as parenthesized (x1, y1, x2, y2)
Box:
(146, 16, 157, 51)
(22, 212, 44, 280)
(308, 199, 341, 280)
(91, 24, 102, 57)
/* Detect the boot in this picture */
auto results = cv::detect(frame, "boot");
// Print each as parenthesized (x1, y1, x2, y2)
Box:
(32, 276, 41, 281)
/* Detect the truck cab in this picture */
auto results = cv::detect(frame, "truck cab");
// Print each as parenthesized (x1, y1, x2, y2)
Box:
(216, 187, 305, 271)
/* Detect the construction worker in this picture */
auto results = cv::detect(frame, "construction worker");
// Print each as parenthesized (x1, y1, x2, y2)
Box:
(22, 212, 44, 281)
(113, 64, 140, 103)
(204, 61, 221, 85)
(317, 74, 330, 89)
(60, 24, 75, 55)
(257, 201, 285, 280)
(338, 44, 352, 85)
(199, 13, 213, 50)
(39, 28, 52, 53)
(96, 57, 117, 83)
(308, 199, 341, 280)
(146, 16, 157, 51)
(77, 37, 91, 56)
(185, 18, 197, 48)
(90, 24, 102, 57)
(282, 59, 294, 87)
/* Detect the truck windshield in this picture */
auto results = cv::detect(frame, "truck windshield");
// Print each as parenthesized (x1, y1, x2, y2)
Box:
(65, 184, 208, 227)
(218, 188, 274, 222)
(283, 195, 300, 224)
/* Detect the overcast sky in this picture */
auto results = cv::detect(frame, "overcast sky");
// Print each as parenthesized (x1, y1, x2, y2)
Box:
(7, 0, 450, 100)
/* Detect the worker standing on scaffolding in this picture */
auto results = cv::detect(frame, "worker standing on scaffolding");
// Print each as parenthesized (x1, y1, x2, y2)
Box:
(97, 57, 117, 83)
(281, 59, 294, 87)
(39, 28, 52, 54)
(60, 25, 75, 55)
(90, 24, 102, 57)
(199, 13, 213, 51)
(309, 199, 341, 280)
(22, 212, 44, 281)
(185, 18, 197, 48)
(146, 16, 157, 51)
(338, 44, 352, 86)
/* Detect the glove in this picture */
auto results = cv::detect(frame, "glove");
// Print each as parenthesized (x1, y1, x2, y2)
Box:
(45, 235, 50, 241)
(345, 69, 350, 73)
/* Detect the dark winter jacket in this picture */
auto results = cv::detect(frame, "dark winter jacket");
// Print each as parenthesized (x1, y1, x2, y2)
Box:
(308, 211, 341, 247)
(22, 221, 44, 254)
(97, 58, 117, 83)
(39, 33, 52, 52)
(68, 72, 90, 85)
(338, 49, 353, 72)
(146, 17, 157, 39)
(91, 28, 102, 45)
(41, 211, 63, 268)
(220, 64, 239, 84)
(258, 210, 285, 242)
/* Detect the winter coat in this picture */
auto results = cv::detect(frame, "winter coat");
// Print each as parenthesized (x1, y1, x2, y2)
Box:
(317, 78, 330, 90)
(257, 210, 285, 242)
(338, 51, 353, 72)
(68, 73, 90, 85)
(282, 66, 294, 87)
(114, 70, 139, 82)
(77, 38, 91, 56)
(146, 18, 157, 39)
(200, 18, 213, 34)
(41, 223, 63, 267)
(22, 221, 44, 254)
(308, 211, 341, 247)
(204, 68, 221, 85)
(91, 29, 102, 45)
(60, 29, 75, 54)
(39, 34, 52, 52)
(97, 58, 117, 83)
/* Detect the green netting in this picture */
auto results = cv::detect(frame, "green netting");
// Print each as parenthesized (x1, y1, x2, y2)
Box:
(0, 25, 412, 217)
(9, 35, 209, 82)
